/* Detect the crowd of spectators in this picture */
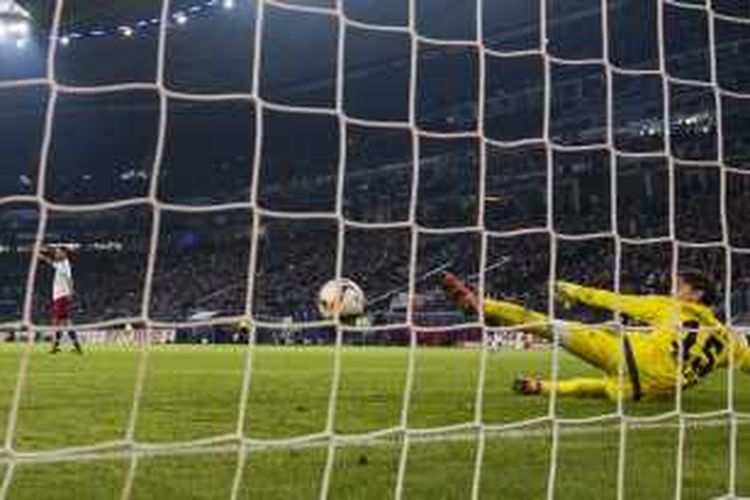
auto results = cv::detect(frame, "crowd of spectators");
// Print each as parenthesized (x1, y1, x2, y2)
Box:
(1, 137, 749, 330)
(2, 65, 749, 330)
(1, 191, 748, 331)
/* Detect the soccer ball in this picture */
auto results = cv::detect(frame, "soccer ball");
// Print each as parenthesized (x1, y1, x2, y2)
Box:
(317, 278, 366, 319)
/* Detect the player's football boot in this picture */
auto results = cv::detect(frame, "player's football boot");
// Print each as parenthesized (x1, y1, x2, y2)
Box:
(512, 375, 543, 395)
(442, 272, 480, 315)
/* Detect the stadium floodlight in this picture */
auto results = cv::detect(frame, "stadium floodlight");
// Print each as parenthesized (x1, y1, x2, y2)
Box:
(118, 25, 134, 38)
(173, 11, 188, 25)
(0, 0, 31, 41)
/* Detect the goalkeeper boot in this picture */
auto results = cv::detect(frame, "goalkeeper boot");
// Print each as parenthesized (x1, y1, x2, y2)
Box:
(512, 375, 543, 396)
(442, 272, 480, 315)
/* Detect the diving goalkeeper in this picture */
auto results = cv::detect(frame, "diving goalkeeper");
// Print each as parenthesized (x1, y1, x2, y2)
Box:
(443, 271, 750, 401)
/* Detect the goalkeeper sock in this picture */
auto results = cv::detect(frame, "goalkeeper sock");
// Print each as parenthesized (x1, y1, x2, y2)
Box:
(542, 377, 611, 399)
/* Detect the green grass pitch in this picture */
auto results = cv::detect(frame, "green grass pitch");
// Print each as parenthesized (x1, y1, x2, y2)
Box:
(0, 343, 748, 499)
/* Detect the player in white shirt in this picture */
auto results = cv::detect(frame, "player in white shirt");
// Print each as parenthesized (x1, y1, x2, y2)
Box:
(39, 246, 82, 354)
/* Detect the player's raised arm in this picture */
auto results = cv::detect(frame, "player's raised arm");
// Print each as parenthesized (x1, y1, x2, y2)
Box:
(37, 247, 54, 266)
(555, 281, 668, 324)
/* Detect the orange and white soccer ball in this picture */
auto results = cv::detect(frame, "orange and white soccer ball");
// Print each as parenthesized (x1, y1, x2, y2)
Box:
(317, 278, 366, 319)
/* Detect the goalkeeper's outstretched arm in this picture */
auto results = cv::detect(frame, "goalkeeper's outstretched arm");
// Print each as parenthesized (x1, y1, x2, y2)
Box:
(442, 272, 552, 335)
(556, 281, 669, 324)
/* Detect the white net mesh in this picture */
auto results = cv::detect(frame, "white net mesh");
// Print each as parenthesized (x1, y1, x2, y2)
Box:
(0, 0, 749, 498)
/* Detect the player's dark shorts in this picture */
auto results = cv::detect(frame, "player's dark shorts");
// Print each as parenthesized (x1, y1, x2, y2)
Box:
(51, 297, 71, 322)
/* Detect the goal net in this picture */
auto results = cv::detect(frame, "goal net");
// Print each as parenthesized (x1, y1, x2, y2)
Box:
(0, 0, 749, 498)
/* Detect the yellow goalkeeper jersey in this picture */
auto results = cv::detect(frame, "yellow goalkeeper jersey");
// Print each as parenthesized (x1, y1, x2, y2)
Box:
(557, 282, 750, 395)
